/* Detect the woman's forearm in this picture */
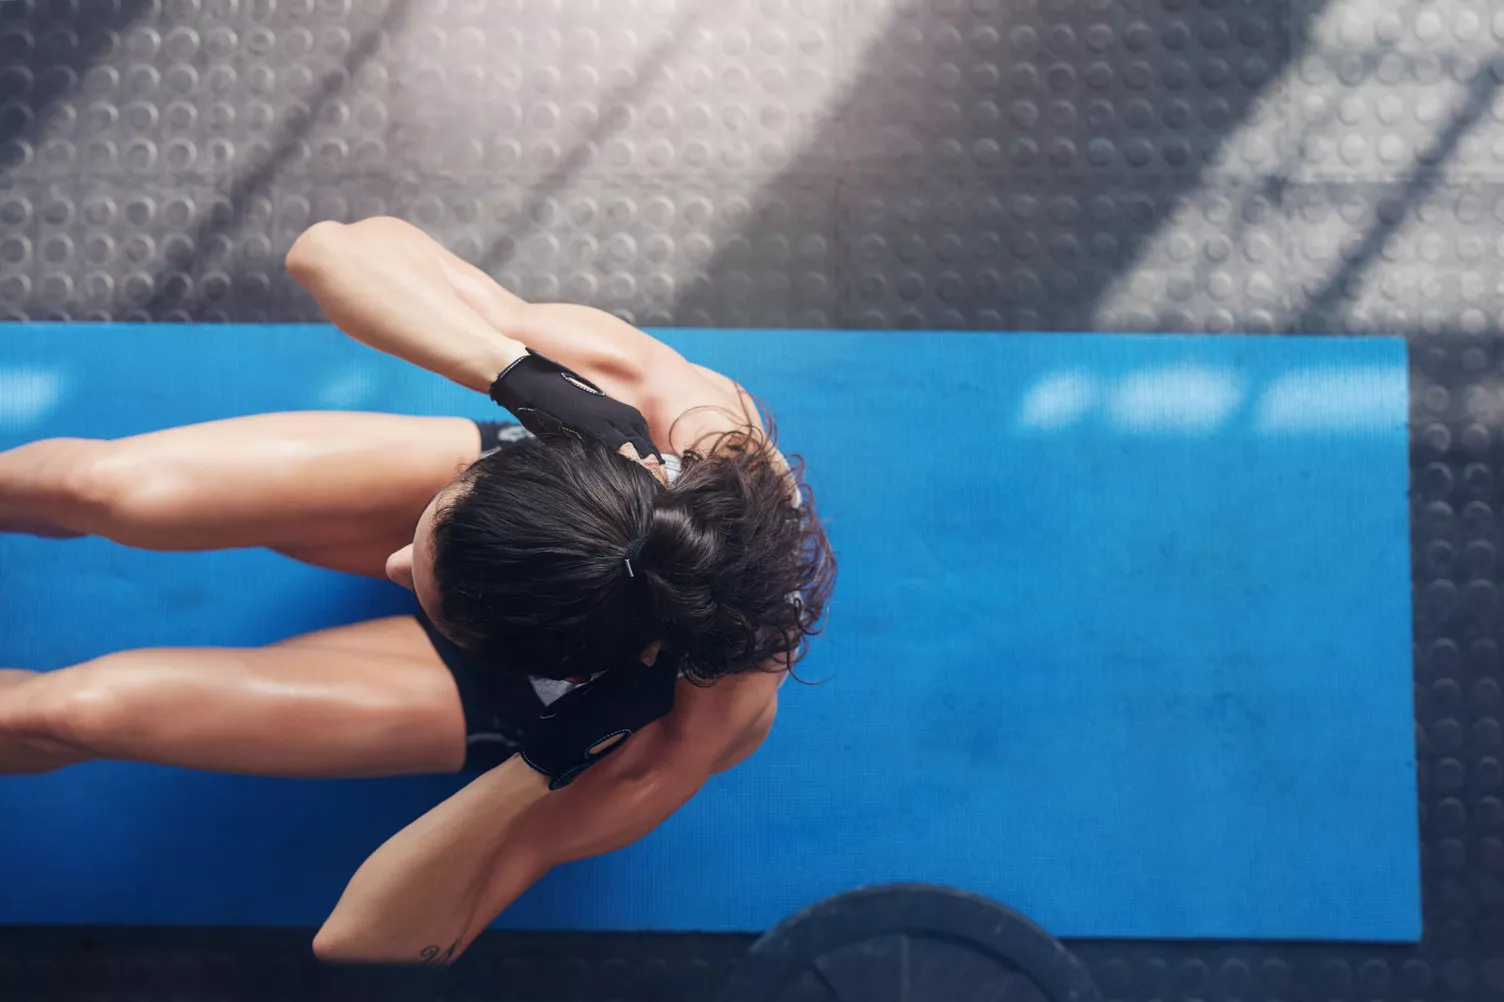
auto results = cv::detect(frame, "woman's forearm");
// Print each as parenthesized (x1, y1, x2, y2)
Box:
(314, 756, 550, 964)
(424, 240, 675, 384)
(286, 219, 526, 393)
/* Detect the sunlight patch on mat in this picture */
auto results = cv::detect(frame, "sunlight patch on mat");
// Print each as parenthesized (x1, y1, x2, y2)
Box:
(1255, 366, 1408, 434)
(1108, 366, 1245, 434)
(1017, 371, 1100, 431)
(0, 367, 64, 429)
(317, 365, 377, 409)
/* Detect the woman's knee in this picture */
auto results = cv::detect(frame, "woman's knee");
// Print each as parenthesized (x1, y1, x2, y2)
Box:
(5, 436, 166, 538)
(4, 660, 143, 752)
(56, 444, 199, 547)
(0, 670, 42, 733)
(0, 671, 97, 773)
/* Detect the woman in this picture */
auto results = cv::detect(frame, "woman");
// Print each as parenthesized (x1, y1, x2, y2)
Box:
(0, 216, 834, 963)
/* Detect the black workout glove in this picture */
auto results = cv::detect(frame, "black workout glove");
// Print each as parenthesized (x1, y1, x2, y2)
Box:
(488, 349, 661, 461)
(519, 650, 680, 790)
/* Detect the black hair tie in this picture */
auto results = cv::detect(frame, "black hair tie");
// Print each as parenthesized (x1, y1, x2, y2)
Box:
(623, 534, 649, 579)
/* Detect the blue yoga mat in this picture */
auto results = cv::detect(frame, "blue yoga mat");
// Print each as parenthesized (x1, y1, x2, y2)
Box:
(0, 325, 1419, 940)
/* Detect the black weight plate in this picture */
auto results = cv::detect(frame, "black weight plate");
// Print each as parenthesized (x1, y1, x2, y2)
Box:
(716, 884, 1102, 1002)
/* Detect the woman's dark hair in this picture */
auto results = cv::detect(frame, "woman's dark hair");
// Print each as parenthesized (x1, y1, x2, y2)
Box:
(427, 419, 835, 684)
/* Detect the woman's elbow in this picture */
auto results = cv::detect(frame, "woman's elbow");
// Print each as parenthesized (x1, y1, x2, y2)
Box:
(310, 922, 361, 964)
(285, 220, 347, 283)
(311, 929, 464, 967)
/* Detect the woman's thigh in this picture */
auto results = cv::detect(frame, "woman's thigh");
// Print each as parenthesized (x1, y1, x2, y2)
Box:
(1, 616, 470, 778)
(9, 412, 484, 576)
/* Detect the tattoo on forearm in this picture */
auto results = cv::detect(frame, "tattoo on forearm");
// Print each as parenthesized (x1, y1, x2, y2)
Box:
(419, 941, 458, 966)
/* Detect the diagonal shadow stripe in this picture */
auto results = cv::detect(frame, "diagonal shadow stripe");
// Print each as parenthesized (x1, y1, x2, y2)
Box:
(669, 1, 1338, 331)
(0, 0, 157, 177)
(1291, 59, 1504, 335)
(139, 0, 417, 317)
(475, 0, 709, 275)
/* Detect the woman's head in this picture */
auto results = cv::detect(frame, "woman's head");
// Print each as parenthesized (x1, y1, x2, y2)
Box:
(389, 427, 834, 683)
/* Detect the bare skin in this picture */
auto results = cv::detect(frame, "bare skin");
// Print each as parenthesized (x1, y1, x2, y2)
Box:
(0, 413, 485, 577)
(0, 215, 785, 961)
(0, 413, 484, 776)
(0, 420, 773, 777)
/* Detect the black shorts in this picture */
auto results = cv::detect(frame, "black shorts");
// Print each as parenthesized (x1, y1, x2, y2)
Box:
(419, 419, 545, 772)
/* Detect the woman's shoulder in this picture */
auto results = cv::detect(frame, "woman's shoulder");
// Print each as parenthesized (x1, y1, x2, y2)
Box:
(644, 358, 767, 457)
(652, 361, 806, 507)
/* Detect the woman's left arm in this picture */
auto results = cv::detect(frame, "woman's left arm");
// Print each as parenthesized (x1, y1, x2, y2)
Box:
(285, 219, 530, 395)
(313, 670, 781, 965)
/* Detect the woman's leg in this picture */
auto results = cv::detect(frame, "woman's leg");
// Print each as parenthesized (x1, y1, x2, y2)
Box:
(0, 616, 468, 777)
(0, 412, 485, 576)
(0, 670, 89, 773)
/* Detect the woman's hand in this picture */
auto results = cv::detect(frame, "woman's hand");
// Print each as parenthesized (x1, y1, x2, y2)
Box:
(622, 444, 670, 487)
(518, 644, 681, 790)
(488, 349, 663, 461)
